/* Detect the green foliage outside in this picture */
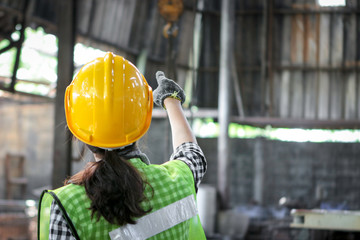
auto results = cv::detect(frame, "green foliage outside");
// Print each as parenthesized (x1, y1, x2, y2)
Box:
(194, 118, 360, 143)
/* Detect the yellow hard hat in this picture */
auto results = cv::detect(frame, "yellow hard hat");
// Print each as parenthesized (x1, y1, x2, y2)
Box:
(65, 52, 153, 148)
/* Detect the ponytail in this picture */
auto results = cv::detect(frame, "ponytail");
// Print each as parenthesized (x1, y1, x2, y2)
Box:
(66, 145, 152, 225)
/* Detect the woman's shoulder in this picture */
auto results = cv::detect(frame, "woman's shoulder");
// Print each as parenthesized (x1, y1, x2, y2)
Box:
(53, 184, 86, 201)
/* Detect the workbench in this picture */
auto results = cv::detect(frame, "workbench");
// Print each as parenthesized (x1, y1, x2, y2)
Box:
(291, 209, 360, 232)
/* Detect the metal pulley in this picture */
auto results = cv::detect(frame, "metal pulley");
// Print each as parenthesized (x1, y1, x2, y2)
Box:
(158, 0, 184, 38)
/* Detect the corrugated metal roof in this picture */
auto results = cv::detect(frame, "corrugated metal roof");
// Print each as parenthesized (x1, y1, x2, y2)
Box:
(0, 0, 359, 127)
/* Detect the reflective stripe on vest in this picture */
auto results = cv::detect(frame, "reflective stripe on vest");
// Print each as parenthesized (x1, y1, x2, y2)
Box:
(109, 194, 197, 240)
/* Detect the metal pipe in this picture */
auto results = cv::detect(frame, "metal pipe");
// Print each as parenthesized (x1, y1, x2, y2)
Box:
(231, 116, 360, 129)
(178, 64, 360, 74)
(217, 0, 234, 210)
(183, 7, 360, 17)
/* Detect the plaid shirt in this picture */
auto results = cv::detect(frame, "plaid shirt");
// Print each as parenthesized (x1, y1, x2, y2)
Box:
(49, 142, 207, 239)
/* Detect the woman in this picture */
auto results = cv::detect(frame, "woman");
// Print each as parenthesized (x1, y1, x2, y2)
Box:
(38, 52, 207, 239)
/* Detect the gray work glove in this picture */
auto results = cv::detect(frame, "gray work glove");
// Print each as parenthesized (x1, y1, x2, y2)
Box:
(153, 71, 186, 108)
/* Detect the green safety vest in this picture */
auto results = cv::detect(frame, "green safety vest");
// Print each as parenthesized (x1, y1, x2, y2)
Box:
(38, 159, 206, 240)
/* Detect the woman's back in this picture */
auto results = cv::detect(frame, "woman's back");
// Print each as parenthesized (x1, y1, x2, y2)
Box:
(37, 53, 207, 240)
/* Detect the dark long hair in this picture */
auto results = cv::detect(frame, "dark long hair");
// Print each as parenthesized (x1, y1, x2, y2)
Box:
(65, 144, 152, 225)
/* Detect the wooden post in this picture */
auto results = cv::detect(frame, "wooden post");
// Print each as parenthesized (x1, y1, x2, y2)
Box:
(217, 0, 234, 210)
(51, 0, 76, 188)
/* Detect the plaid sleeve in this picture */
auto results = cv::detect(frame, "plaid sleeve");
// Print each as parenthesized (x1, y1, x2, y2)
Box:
(170, 142, 207, 191)
(49, 201, 76, 240)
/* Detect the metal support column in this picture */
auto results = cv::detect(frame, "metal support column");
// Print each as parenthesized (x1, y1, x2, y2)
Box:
(9, 0, 29, 92)
(217, 0, 234, 210)
(51, 0, 76, 188)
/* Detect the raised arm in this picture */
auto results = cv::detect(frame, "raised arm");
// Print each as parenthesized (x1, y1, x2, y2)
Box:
(164, 98, 196, 150)
(153, 71, 207, 190)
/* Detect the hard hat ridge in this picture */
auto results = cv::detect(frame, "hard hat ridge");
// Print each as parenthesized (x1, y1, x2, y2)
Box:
(65, 52, 153, 148)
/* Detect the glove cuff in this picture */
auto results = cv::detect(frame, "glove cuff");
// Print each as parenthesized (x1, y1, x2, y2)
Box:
(160, 91, 184, 109)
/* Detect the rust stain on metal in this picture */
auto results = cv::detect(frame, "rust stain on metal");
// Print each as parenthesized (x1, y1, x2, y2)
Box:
(290, 4, 319, 65)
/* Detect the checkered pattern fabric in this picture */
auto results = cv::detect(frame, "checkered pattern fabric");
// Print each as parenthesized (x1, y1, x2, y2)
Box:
(49, 203, 76, 240)
(170, 142, 207, 192)
(47, 142, 207, 239)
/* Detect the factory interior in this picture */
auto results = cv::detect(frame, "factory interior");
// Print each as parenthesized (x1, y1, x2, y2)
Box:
(0, 0, 360, 239)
